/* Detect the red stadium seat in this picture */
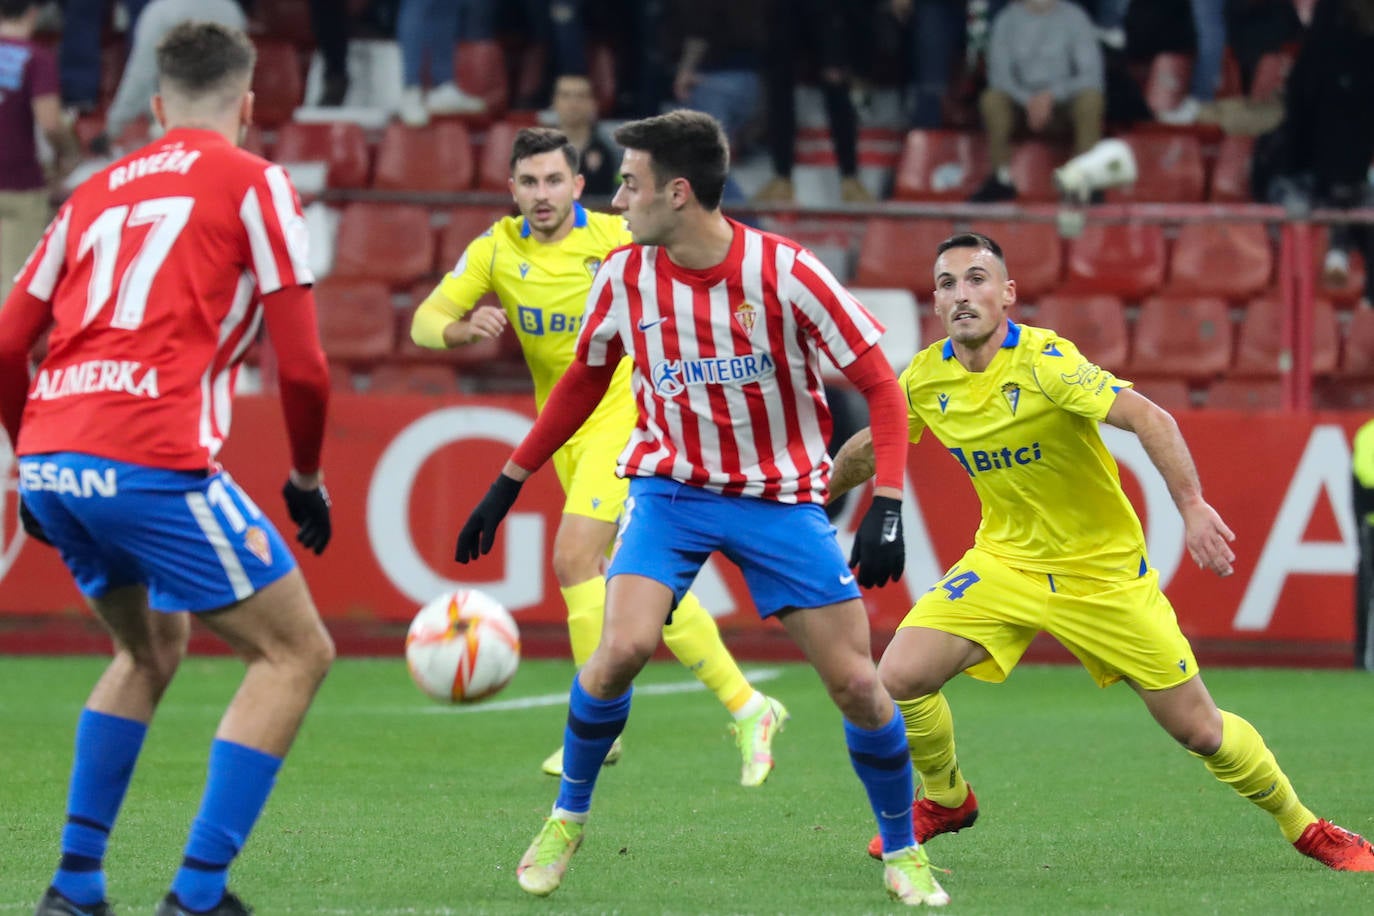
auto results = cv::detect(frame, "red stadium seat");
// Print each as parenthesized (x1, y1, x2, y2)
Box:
(1232, 297, 1338, 377)
(313, 278, 395, 364)
(1109, 134, 1205, 203)
(892, 130, 987, 201)
(1209, 135, 1255, 203)
(1314, 378, 1374, 410)
(437, 205, 514, 273)
(272, 121, 371, 189)
(1062, 223, 1166, 299)
(1032, 294, 1129, 371)
(972, 221, 1062, 299)
(854, 219, 956, 291)
(1204, 378, 1285, 410)
(1007, 141, 1064, 203)
(1130, 377, 1194, 411)
(1130, 296, 1233, 379)
(1144, 53, 1192, 118)
(331, 203, 436, 286)
(1339, 307, 1374, 378)
(476, 121, 518, 192)
(256, 0, 314, 44)
(587, 42, 617, 115)
(1249, 49, 1294, 103)
(373, 121, 475, 192)
(454, 40, 509, 120)
(251, 41, 305, 128)
(1165, 222, 1273, 299)
(1312, 227, 1368, 305)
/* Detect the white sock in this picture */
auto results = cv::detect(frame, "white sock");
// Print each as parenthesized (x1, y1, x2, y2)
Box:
(551, 806, 588, 824)
(732, 691, 767, 720)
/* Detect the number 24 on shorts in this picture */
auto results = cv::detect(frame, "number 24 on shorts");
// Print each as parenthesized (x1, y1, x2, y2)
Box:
(929, 569, 981, 600)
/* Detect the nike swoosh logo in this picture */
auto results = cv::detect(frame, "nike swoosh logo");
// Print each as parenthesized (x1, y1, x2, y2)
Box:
(839, 573, 856, 585)
(637, 317, 667, 331)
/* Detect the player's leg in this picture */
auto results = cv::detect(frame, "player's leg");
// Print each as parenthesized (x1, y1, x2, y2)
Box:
(518, 478, 707, 897)
(159, 569, 334, 914)
(1057, 571, 1374, 870)
(42, 588, 190, 915)
(20, 459, 191, 915)
(870, 552, 1045, 857)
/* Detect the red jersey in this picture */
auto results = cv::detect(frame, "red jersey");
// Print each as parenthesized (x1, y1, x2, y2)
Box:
(577, 219, 884, 504)
(12, 129, 316, 470)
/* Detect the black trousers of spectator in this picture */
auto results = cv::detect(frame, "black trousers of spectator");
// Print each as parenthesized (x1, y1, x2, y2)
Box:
(1356, 474, 1374, 670)
(759, 0, 866, 179)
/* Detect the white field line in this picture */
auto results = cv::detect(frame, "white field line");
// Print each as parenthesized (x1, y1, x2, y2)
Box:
(422, 666, 782, 714)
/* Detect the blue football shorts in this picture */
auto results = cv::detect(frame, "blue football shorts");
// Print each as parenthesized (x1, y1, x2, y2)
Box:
(606, 476, 861, 617)
(18, 452, 296, 612)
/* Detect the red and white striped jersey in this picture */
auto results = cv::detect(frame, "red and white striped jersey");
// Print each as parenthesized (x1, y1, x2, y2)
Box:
(12, 128, 314, 470)
(577, 219, 884, 503)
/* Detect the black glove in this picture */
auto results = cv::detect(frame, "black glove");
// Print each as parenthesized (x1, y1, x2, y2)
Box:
(282, 479, 332, 555)
(848, 495, 905, 589)
(18, 498, 52, 546)
(455, 474, 524, 563)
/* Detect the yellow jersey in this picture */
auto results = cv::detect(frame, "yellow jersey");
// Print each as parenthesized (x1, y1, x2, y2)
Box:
(899, 321, 1147, 579)
(430, 203, 634, 414)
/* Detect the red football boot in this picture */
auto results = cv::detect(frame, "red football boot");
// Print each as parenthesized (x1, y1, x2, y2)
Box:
(868, 785, 980, 860)
(1294, 819, 1374, 871)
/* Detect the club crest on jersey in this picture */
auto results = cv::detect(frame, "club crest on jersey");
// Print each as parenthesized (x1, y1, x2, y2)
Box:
(734, 301, 758, 336)
(244, 526, 272, 565)
(518, 262, 531, 279)
(584, 256, 602, 278)
(1001, 382, 1020, 415)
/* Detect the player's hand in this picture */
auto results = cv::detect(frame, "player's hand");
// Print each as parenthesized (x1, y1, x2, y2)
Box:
(1181, 500, 1235, 577)
(18, 498, 53, 546)
(466, 305, 507, 342)
(455, 474, 524, 563)
(282, 477, 332, 555)
(849, 495, 905, 588)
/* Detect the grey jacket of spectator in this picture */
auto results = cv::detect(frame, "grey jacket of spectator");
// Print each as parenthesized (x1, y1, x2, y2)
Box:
(105, 0, 247, 140)
(987, 0, 1103, 106)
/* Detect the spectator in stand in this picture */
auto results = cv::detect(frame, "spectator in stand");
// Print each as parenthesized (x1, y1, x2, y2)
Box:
(666, 0, 762, 203)
(892, 0, 1007, 130)
(550, 73, 618, 195)
(58, 0, 152, 112)
(1156, 0, 1227, 125)
(751, 0, 876, 204)
(969, 0, 1103, 203)
(309, 0, 352, 105)
(511, 0, 588, 110)
(1256, 0, 1374, 307)
(0, 0, 78, 302)
(396, 0, 488, 126)
(92, 0, 245, 154)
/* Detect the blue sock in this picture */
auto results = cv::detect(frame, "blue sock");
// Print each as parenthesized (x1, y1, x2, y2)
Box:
(845, 705, 917, 855)
(554, 676, 631, 814)
(52, 710, 148, 906)
(170, 740, 281, 912)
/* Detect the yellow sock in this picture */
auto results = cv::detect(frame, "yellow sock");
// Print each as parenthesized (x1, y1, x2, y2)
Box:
(896, 693, 968, 808)
(662, 590, 754, 712)
(1195, 710, 1316, 843)
(560, 577, 606, 668)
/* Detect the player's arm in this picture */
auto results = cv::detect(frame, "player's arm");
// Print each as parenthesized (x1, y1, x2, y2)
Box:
(0, 288, 53, 447)
(830, 426, 875, 501)
(1104, 387, 1235, 576)
(410, 232, 505, 349)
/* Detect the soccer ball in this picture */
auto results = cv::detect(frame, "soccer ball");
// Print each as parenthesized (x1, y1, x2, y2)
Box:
(405, 588, 520, 703)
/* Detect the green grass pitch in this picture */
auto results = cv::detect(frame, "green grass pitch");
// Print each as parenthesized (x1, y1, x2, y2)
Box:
(2, 656, 1373, 914)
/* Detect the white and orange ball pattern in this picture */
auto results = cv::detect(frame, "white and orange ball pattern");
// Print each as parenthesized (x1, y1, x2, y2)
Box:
(405, 589, 520, 703)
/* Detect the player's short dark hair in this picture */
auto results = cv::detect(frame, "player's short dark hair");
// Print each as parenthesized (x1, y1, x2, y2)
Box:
(0, 0, 37, 19)
(156, 21, 256, 99)
(510, 127, 580, 175)
(936, 232, 1008, 273)
(613, 110, 728, 210)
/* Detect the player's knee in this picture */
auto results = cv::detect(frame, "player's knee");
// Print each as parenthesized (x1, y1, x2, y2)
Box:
(296, 622, 335, 686)
(823, 663, 884, 717)
(878, 658, 943, 701)
(551, 544, 601, 587)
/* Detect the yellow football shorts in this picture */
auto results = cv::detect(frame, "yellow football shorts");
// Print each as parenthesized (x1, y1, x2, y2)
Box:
(551, 409, 632, 525)
(902, 546, 1199, 690)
